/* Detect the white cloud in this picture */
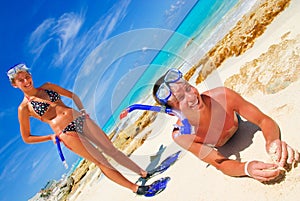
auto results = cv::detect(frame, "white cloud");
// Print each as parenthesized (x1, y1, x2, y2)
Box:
(54, 13, 83, 49)
(28, 148, 57, 183)
(164, 0, 186, 27)
(0, 145, 31, 181)
(102, 0, 130, 39)
(77, 57, 121, 118)
(25, 0, 134, 120)
(96, 59, 121, 100)
(0, 136, 19, 156)
(28, 18, 55, 61)
(28, 0, 132, 90)
(165, 0, 186, 16)
(28, 13, 84, 67)
(0, 141, 56, 184)
(0, 107, 16, 119)
(142, 46, 148, 52)
(52, 13, 84, 65)
(63, 0, 132, 94)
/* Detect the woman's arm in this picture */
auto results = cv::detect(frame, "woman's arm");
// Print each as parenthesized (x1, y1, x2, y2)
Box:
(43, 82, 85, 111)
(18, 103, 53, 144)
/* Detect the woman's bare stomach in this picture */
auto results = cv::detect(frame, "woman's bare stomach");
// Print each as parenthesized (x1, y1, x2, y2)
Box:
(46, 107, 82, 133)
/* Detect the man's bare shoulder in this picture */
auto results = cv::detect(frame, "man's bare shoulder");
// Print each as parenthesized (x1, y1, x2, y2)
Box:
(201, 87, 241, 107)
(202, 87, 233, 98)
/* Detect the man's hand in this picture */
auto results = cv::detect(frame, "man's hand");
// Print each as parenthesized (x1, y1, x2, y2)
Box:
(266, 139, 299, 168)
(246, 160, 281, 182)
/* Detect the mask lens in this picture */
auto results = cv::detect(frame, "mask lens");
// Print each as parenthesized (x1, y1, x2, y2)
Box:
(164, 69, 182, 83)
(7, 67, 17, 76)
(156, 83, 171, 103)
(156, 68, 184, 104)
(7, 64, 28, 80)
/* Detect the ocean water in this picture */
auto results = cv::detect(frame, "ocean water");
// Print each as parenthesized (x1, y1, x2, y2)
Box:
(103, 0, 258, 133)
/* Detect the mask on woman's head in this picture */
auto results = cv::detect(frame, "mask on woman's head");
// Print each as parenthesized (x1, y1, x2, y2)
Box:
(7, 63, 31, 83)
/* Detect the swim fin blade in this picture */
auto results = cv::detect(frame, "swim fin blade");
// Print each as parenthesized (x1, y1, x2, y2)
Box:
(148, 150, 181, 177)
(136, 150, 181, 184)
(144, 177, 171, 197)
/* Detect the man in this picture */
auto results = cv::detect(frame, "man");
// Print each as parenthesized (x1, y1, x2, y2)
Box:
(152, 68, 299, 182)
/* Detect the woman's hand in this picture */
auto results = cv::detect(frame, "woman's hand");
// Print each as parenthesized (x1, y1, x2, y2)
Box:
(50, 134, 58, 144)
(266, 139, 299, 168)
(246, 160, 281, 182)
(80, 108, 87, 115)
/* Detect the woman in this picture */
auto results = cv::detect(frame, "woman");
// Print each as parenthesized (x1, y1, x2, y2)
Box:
(7, 63, 167, 196)
(152, 68, 299, 182)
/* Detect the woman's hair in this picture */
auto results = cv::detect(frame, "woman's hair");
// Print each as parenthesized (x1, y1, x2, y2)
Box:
(7, 63, 31, 83)
(152, 74, 172, 108)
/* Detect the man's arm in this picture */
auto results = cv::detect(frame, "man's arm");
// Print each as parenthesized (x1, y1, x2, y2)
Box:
(172, 131, 280, 182)
(225, 87, 299, 167)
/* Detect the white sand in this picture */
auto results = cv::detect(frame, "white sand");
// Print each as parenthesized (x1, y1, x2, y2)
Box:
(70, 0, 300, 200)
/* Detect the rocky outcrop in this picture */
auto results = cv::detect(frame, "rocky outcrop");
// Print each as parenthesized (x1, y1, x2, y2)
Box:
(225, 32, 300, 96)
(184, 0, 291, 84)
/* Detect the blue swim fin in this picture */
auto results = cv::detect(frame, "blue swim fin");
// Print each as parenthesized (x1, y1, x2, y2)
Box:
(136, 151, 181, 184)
(144, 177, 171, 197)
(159, 151, 181, 169)
(148, 150, 181, 177)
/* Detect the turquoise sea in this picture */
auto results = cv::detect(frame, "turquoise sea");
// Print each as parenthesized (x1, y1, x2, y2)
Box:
(102, 0, 258, 133)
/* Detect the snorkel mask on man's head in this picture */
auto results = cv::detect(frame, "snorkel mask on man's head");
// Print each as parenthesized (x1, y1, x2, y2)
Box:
(7, 63, 30, 83)
(155, 68, 187, 105)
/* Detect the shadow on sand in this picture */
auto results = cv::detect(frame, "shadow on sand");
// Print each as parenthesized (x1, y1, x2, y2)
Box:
(217, 117, 260, 161)
(217, 117, 288, 184)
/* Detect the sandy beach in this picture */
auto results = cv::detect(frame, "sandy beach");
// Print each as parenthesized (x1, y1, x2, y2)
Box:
(68, 0, 300, 200)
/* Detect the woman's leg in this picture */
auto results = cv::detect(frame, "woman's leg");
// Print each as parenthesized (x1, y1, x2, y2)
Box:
(82, 118, 147, 177)
(59, 133, 139, 192)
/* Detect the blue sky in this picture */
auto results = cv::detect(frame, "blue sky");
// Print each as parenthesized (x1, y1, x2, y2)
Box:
(0, 0, 197, 200)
